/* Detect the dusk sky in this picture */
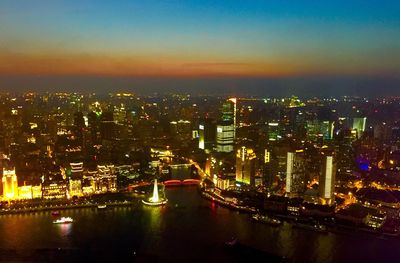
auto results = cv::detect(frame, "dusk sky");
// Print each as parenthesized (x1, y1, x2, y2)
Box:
(0, 0, 399, 95)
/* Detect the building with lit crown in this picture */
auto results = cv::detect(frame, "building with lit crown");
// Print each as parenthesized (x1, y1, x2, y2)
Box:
(235, 146, 256, 185)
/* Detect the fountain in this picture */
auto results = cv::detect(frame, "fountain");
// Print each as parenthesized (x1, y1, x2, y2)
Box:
(142, 179, 168, 206)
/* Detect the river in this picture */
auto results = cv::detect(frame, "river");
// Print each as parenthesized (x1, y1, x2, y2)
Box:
(0, 167, 398, 262)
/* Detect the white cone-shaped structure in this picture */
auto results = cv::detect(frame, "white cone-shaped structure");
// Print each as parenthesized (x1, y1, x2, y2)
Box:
(142, 178, 167, 206)
(152, 179, 159, 203)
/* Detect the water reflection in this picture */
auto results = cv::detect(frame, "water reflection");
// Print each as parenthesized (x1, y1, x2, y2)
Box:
(312, 233, 335, 263)
(0, 187, 400, 262)
(55, 222, 72, 238)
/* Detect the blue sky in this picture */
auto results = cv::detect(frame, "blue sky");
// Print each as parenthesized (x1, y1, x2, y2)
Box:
(0, 0, 399, 79)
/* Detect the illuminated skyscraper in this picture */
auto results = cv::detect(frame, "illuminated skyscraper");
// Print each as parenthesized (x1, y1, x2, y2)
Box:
(320, 153, 336, 205)
(221, 98, 236, 138)
(286, 151, 306, 196)
(215, 98, 237, 153)
(268, 122, 281, 141)
(198, 119, 215, 152)
(199, 124, 205, 150)
(352, 117, 367, 138)
(2, 168, 18, 200)
(286, 152, 294, 193)
(235, 146, 256, 185)
(216, 122, 234, 153)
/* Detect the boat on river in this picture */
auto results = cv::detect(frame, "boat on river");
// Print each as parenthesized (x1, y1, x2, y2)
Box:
(252, 214, 282, 226)
(53, 217, 73, 224)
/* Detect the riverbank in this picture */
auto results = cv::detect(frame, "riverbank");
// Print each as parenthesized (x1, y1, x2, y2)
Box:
(200, 189, 256, 213)
(0, 200, 140, 215)
(200, 188, 400, 238)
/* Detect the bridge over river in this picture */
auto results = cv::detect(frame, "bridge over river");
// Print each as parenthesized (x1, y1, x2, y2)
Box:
(163, 164, 200, 186)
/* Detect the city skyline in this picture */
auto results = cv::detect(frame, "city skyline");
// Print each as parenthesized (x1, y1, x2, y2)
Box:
(0, 1, 399, 95)
(2, 2, 400, 261)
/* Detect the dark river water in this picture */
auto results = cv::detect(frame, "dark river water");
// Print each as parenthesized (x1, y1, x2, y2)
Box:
(0, 167, 398, 262)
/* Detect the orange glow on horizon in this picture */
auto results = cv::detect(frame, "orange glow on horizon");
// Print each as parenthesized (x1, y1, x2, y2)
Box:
(0, 51, 392, 78)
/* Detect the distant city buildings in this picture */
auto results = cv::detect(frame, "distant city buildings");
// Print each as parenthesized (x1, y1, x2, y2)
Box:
(0, 92, 399, 218)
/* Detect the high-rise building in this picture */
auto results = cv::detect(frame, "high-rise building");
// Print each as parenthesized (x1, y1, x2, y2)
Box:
(198, 118, 215, 152)
(221, 98, 236, 138)
(88, 111, 101, 144)
(263, 149, 278, 188)
(199, 124, 205, 150)
(286, 151, 306, 196)
(100, 111, 115, 141)
(267, 122, 281, 141)
(320, 153, 336, 205)
(352, 117, 367, 138)
(235, 146, 256, 185)
(2, 168, 18, 200)
(216, 122, 234, 152)
(222, 99, 235, 121)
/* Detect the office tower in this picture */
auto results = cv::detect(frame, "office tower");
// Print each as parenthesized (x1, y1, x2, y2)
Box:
(268, 122, 281, 141)
(99, 111, 115, 141)
(221, 98, 236, 138)
(216, 122, 234, 153)
(320, 154, 336, 205)
(286, 151, 306, 196)
(198, 118, 215, 152)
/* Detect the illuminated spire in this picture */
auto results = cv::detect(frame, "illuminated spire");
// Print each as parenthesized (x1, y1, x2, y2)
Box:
(152, 179, 159, 203)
